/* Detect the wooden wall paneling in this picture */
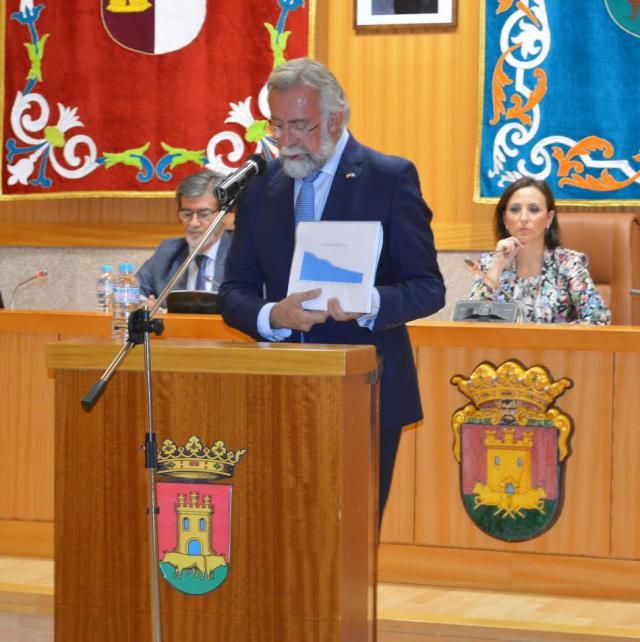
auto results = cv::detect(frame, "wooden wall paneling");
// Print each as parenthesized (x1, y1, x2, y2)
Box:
(0, 520, 54, 559)
(0, 223, 178, 248)
(380, 425, 416, 544)
(0, 196, 176, 224)
(413, 346, 614, 557)
(0, 330, 56, 522)
(378, 544, 640, 601)
(611, 352, 640, 559)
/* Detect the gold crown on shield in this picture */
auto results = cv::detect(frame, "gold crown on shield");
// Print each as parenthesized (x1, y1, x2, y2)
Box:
(158, 435, 247, 481)
(451, 360, 572, 412)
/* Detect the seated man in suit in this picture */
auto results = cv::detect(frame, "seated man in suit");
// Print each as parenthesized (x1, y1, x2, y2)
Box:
(219, 58, 445, 520)
(137, 169, 232, 304)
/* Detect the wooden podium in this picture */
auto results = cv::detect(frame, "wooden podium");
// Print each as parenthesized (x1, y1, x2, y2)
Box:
(46, 339, 379, 642)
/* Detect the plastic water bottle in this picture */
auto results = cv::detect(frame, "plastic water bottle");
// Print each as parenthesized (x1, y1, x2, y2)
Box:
(96, 265, 114, 313)
(112, 262, 140, 341)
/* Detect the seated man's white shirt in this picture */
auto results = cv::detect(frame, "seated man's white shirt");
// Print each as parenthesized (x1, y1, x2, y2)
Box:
(187, 238, 222, 291)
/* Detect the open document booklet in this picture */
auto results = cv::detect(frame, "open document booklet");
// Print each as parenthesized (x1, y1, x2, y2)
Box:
(287, 221, 383, 314)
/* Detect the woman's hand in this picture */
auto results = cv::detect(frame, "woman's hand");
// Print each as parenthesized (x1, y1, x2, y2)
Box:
(485, 237, 524, 288)
(495, 236, 524, 264)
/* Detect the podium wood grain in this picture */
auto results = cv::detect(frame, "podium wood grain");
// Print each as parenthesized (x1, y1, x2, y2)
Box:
(49, 341, 377, 642)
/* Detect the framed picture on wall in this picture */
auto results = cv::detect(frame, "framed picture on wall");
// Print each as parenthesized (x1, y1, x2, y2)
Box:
(355, 0, 456, 29)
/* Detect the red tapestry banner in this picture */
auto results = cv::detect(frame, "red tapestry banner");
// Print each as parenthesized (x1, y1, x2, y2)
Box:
(1, 0, 313, 198)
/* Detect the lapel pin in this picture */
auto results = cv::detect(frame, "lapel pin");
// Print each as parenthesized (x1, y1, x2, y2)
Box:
(345, 172, 356, 179)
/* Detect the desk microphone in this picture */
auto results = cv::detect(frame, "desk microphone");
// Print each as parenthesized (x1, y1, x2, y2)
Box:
(10, 269, 48, 310)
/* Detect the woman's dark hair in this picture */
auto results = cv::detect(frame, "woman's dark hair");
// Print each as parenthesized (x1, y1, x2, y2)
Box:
(494, 177, 561, 249)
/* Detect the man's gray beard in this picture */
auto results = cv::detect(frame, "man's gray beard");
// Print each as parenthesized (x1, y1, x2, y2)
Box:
(187, 233, 214, 252)
(280, 152, 317, 179)
(279, 134, 336, 179)
(186, 235, 201, 250)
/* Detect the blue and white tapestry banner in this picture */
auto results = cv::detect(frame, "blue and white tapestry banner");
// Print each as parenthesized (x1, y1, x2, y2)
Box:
(476, 0, 640, 204)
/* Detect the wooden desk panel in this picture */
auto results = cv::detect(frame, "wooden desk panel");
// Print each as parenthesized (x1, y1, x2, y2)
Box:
(378, 321, 639, 599)
(611, 352, 640, 559)
(379, 426, 416, 545)
(0, 330, 56, 521)
(413, 346, 613, 557)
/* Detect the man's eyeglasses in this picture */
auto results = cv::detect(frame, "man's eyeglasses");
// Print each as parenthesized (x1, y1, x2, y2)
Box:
(177, 208, 217, 223)
(267, 119, 320, 139)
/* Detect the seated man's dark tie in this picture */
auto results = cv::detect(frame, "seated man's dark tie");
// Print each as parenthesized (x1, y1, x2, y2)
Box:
(195, 254, 209, 291)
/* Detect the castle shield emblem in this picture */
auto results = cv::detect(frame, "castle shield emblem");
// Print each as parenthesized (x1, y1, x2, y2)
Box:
(604, 0, 640, 38)
(157, 482, 232, 595)
(157, 436, 246, 595)
(451, 361, 574, 542)
(101, 0, 207, 54)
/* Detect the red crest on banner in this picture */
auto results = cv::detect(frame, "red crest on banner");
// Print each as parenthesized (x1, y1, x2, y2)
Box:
(101, 0, 207, 55)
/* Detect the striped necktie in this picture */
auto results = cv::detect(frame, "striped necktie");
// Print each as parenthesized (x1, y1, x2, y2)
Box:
(195, 254, 209, 291)
(294, 170, 321, 224)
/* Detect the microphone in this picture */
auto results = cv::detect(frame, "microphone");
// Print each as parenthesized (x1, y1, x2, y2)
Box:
(214, 154, 267, 204)
(10, 269, 48, 310)
(463, 256, 482, 275)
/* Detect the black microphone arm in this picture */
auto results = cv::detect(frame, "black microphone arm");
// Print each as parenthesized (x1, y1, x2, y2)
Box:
(214, 153, 267, 204)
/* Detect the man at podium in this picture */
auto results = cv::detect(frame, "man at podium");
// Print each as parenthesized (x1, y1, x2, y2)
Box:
(219, 58, 445, 518)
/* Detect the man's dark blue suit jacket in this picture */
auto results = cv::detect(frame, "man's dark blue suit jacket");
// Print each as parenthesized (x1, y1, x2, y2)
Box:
(219, 135, 445, 431)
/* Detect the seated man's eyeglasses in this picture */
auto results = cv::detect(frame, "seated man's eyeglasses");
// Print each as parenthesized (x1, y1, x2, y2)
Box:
(178, 208, 217, 223)
(267, 119, 320, 139)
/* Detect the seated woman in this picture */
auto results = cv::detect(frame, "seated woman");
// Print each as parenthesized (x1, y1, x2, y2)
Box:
(468, 177, 611, 325)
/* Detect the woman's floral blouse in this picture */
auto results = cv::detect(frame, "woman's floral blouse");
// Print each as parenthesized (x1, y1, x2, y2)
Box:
(469, 247, 611, 325)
